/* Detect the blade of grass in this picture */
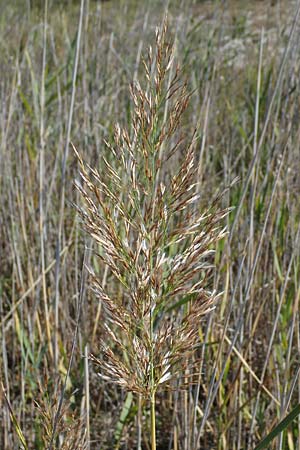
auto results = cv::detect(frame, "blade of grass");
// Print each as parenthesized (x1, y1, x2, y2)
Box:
(1, 383, 29, 450)
(254, 403, 300, 450)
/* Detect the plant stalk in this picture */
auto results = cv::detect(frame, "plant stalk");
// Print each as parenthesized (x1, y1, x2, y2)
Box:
(150, 303, 156, 450)
(150, 390, 156, 450)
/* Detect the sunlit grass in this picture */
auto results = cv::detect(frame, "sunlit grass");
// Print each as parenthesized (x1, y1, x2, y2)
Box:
(0, 1, 299, 449)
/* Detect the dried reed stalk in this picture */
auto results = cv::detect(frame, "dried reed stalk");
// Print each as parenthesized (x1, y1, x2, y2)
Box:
(74, 18, 229, 450)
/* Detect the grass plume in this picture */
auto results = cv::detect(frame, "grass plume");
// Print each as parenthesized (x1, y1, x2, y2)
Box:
(74, 19, 229, 447)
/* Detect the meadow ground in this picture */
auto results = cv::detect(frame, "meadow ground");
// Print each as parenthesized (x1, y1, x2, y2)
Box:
(0, 0, 300, 449)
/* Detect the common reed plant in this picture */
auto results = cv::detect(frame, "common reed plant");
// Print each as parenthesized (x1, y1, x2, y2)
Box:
(2, 1, 300, 448)
(74, 20, 229, 449)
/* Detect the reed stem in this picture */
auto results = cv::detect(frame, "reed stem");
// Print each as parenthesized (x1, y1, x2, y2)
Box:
(150, 390, 156, 450)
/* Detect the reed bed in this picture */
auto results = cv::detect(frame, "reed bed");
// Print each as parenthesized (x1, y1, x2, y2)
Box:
(0, 1, 300, 449)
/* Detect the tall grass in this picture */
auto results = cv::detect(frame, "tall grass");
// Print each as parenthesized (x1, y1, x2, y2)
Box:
(74, 19, 230, 449)
(0, 0, 300, 449)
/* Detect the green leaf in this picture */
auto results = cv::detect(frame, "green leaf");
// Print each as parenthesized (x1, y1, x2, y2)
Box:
(114, 392, 133, 449)
(166, 293, 193, 313)
(254, 403, 300, 450)
(18, 87, 34, 119)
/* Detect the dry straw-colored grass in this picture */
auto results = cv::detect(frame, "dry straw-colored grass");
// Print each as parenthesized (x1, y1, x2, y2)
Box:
(1, 1, 300, 448)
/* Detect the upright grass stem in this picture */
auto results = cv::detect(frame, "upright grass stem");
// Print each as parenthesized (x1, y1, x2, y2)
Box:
(150, 305, 156, 449)
(150, 389, 156, 450)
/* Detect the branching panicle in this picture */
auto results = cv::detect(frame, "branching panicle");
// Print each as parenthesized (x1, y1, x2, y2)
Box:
(75, 19, 228, 399)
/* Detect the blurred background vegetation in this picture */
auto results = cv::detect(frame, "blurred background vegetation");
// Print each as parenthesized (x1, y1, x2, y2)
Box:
(0, 0, 299, 449)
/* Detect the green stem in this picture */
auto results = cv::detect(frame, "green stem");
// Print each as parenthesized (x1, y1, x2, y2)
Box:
(150, 297, 156, 450)
(150, 389, 156, 450)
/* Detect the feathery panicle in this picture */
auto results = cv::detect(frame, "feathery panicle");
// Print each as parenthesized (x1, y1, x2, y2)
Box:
(74, 18, 228, 398)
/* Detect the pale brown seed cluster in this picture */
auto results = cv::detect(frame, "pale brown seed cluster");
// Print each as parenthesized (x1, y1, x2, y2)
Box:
(74, 20, 229, 397)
